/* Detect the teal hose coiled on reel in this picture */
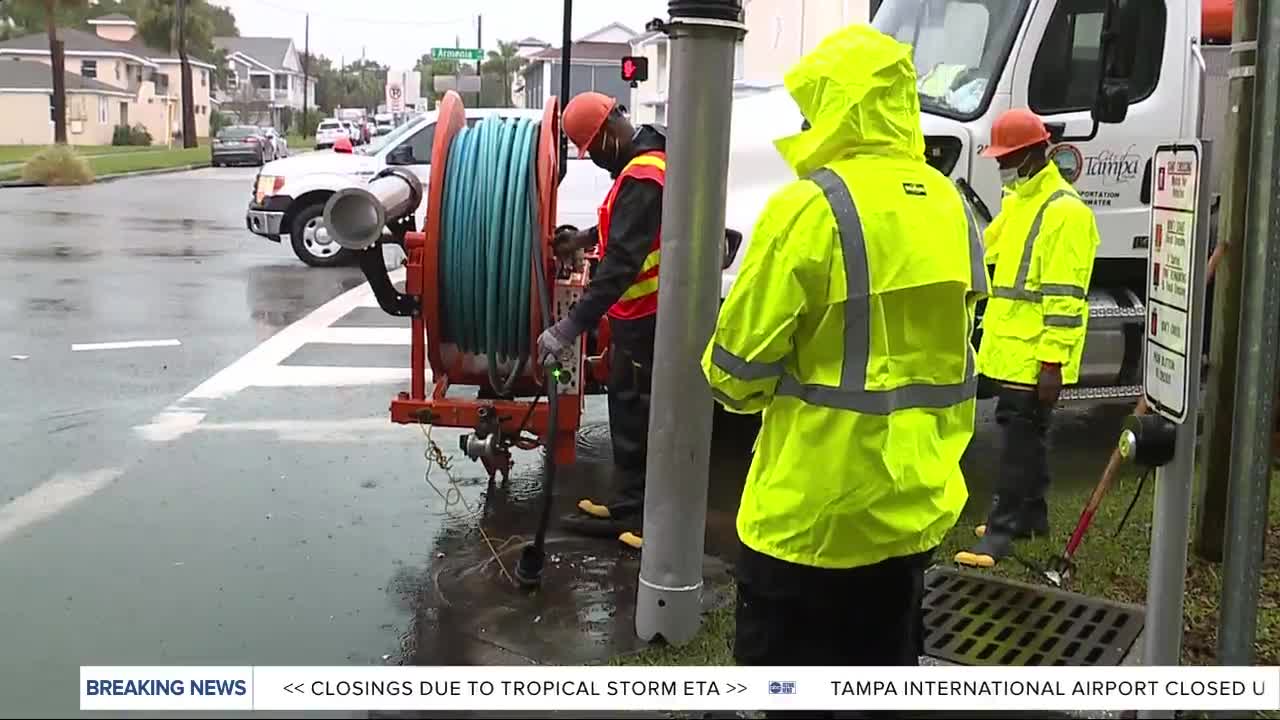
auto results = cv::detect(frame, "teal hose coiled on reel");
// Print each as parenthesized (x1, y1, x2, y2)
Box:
(439, 115, 541, 394)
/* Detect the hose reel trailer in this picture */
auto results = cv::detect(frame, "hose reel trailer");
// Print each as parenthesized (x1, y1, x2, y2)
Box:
(324, 91, 599, 486)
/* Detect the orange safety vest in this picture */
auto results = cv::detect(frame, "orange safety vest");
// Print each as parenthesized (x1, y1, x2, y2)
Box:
(597, 151, 665, 321)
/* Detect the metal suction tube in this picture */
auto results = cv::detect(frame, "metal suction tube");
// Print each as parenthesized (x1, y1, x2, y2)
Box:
(324, 168, 424, 251)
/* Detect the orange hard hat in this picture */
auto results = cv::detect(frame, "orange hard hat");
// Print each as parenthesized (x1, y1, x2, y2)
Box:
(333, 136, 353, 154)
(981, 108, 1051, 158)
(562, 91, 616, 158)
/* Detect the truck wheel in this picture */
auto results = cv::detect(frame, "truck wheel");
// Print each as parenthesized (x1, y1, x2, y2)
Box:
(290, 202, 351, 268)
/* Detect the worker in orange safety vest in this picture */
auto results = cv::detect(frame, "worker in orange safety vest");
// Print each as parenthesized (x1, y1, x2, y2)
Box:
(537, 91, 668, 550)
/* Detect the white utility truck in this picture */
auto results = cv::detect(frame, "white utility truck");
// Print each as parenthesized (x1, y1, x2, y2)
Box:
(246, 109, 609, 267)
(723, 0, 1233, 402)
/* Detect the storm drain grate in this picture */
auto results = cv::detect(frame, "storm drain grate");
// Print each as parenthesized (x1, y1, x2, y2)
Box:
(921, 568, 1143, 667)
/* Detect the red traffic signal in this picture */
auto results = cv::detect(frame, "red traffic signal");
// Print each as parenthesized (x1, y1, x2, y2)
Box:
(621, 56, 649, 83)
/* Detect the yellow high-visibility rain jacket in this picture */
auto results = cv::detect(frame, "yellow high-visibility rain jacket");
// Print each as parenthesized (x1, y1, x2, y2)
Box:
(702, 25, 988, 570)
(978, 161, 1100, 385)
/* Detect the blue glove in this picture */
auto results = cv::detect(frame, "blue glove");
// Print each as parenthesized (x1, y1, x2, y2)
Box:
(537, 316, 582, 364)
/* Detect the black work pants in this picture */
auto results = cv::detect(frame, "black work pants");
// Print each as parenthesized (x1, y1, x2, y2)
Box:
(986, 383, 1052, 538)
(735, 543, 931, 719)
(605, 314, 656, 517)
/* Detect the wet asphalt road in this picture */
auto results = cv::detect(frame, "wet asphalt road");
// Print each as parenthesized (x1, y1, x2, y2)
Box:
(0, 168, 1133, 718)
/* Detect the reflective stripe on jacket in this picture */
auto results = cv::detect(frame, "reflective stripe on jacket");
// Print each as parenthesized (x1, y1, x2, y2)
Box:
(977, 161, 1101, 385)
(704, 159, 985, 570)
(597, 152, 665, 320)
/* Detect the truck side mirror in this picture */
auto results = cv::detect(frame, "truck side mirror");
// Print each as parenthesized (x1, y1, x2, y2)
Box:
(387, 144, 415, 166)
(1092, 0, 1141, 124)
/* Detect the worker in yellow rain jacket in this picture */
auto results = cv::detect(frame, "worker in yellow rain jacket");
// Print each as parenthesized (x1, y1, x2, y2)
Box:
(955, 108, 1101, 569)
(703, 25, 988, 667)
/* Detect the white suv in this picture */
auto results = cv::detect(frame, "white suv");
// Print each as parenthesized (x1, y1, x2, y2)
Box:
(249, 108, 610, 267)
(314, 119, 345, 150)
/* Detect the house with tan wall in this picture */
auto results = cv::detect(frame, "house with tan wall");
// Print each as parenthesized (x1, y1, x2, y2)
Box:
(0, 12, 215, 146)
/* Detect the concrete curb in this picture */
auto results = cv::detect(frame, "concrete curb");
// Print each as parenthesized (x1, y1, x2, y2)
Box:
(0, 162, 211, 188)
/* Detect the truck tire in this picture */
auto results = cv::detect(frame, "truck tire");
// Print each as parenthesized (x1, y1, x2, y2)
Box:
(290, 202, 352, 268)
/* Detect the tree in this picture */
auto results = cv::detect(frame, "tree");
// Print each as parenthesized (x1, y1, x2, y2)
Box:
(414, 54, 461, 104)
(175, 0, 196, 147)
(481, 41, 527, 108)
(7, 0, 88, 144)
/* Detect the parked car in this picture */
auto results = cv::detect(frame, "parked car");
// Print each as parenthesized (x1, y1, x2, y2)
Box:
(212, 125, 267, 167)
(374, 113, 395, 135)
(315, 119, 345, 150)
(341, 121, 363, 146)
(260, 127, 288, 160)
(246, 109, 609, 266)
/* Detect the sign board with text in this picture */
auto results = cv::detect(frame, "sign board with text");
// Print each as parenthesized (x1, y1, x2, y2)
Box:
(432, 47, 484, 62)
(433, 75, 482, 93)
(386, 78, 404, 113)
(1144, 142, 1200, 423)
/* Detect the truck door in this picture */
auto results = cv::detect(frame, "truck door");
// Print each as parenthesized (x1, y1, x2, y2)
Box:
(1010, 0, 1186, 264)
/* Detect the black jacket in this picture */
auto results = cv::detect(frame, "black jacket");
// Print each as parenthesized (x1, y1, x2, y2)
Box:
(568, 125, 666, 331)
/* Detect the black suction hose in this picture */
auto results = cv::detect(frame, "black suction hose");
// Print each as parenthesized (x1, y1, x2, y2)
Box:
(515, 133, 560, 590)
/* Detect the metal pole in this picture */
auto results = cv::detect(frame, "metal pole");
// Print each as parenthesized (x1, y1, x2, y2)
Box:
(559, 0, 573, 178)
(1219, 0, 1280, 668)
(1195, 0, 1258, 565)
(302, 14, 309, 137)
(477, 14, 483, 107)
(636, 0, 746, 646)
(1139, 142, 1212, 708)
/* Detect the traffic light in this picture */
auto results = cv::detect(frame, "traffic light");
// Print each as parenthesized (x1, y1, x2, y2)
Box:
(621, 56, 649, 86)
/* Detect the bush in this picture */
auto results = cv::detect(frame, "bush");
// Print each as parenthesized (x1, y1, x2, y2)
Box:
(209, 110, 230, 137)
(20, 145, 94, 186)
(128, 123, 153, 146)
(112, 123, 153, 146)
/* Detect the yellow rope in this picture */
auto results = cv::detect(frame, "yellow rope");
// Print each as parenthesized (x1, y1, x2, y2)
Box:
(418, 421, 521, 587)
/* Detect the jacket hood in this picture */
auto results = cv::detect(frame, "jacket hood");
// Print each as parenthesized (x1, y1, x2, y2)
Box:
(773, 25, 925, 177)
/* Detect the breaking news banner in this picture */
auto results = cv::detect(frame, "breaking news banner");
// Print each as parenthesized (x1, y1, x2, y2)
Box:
(81, 666, 1280, 713)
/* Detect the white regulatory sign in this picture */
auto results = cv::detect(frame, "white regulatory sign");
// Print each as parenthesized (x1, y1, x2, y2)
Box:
(1144, 143, 1200, 423)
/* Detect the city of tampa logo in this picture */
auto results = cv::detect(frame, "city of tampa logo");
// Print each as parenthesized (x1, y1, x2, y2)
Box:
(769, 681, 796, 695)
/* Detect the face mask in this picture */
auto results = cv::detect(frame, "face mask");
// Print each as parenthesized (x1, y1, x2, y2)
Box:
(591, 134, 626, 176)
(1000, 155, 1033, 189)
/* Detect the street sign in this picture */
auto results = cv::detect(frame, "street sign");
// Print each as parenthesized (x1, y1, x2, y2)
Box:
(433, 75, 481, 93)
(386, 78, 404, 113)
(1144, 142, 1201, 424)
(432, 47, 484, 62)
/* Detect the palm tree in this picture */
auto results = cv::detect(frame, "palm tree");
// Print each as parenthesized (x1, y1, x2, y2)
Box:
(9, 0, 86, 143)
(482, 41, 527, 108)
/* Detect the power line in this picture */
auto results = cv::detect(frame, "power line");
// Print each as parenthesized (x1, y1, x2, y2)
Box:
(248, 0, 470, 28)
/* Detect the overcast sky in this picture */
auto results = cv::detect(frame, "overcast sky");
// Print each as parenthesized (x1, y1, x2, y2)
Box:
(214, 0, 671, 70)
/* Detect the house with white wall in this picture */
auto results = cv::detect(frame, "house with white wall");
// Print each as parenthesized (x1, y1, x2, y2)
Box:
(0, 12, 215, 145)
(213, 36, 317, 128)
(520, 23, 638, 110)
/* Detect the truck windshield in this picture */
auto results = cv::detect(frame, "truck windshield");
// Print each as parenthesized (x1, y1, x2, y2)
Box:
(362, 118, 421, 155)
(872, 0, 1029, 119)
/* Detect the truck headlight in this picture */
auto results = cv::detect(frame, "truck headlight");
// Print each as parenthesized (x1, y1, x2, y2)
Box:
(255, 175, 285, 204)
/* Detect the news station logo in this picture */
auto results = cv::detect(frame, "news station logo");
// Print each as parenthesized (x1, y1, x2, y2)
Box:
(769, 681, 796, 695)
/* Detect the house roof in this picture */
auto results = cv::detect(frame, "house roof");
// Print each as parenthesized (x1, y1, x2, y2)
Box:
(0, 27, 219, 70)
(577, 22, 638, 42)
(0, 59, 131, 95)
(214, 37, 293, 71)
(517, 36, 549, 46)
(527, 41, 631, 63)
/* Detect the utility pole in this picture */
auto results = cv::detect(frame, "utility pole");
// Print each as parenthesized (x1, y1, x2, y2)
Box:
(302, 13, 309, 138)
(176, 0, 196, 148)
(476, 14, 483, 107)
(1195, 0, 1258, 564)
(1218, 0, 1280, 667)
(636, 0, 746, 646)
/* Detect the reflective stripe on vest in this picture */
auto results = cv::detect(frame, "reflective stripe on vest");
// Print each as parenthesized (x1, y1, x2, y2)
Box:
(775, 168, 978, 415)
(989, 189, 1086, 302)
(596, 152, 665, 319)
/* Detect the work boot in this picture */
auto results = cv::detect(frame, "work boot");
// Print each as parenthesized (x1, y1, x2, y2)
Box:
(562, 498, 642, 540)
(618, 531, 642, 550)
(954, 532, 1016, 569)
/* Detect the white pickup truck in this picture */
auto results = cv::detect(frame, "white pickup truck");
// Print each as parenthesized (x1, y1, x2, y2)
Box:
(248, 108, 610, 266)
